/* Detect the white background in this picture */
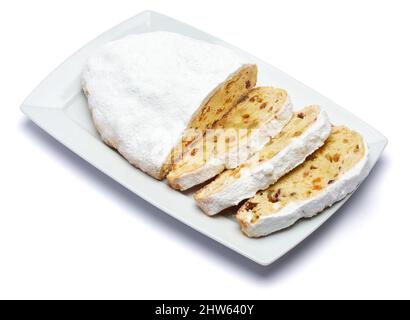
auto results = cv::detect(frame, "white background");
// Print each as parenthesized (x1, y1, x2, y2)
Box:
(0, 0, 408, 299)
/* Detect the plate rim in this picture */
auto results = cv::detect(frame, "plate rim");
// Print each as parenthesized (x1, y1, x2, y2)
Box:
(21, 10, 388, 266)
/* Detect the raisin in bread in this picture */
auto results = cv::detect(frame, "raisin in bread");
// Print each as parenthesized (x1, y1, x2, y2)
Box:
(167, 87, 293, 190)
(237, 126, 370, 237)
(195, 106, 331, 215)
(82, 32, 256, 180)
(161, 64, 257, 177)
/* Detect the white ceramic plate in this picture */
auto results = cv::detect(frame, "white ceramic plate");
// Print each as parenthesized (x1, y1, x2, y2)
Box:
(21, 11, 387, 266)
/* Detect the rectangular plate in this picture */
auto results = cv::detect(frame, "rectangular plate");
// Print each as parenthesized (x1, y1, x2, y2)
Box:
(21, 11, 387, 266)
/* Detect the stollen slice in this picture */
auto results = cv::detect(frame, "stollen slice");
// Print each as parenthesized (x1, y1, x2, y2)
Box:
(195, 105, 331, 215)
(237, 126, 370, 237)
(162, 64, 257, 176)
(167, 87, 293, 190)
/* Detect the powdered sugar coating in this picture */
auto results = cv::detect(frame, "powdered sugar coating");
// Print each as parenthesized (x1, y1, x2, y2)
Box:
(82, 32, 251, 178)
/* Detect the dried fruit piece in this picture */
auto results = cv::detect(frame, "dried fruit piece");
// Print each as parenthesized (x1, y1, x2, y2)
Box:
(268, 189, 281, 203)
(236, 94, 248, 104)
(333, 153, 341, 162)
(245, 202, 257, 211)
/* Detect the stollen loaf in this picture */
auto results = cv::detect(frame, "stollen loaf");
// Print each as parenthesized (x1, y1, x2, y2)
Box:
(82, 31, 256, 179)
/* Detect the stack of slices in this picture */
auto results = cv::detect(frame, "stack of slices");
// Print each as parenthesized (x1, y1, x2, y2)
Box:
(194, 105, 331, 215)
(167, 87, 292, 190)
(83, 31, 370, 238)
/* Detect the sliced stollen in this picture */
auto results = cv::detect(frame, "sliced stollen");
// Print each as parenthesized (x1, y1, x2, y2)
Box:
(167, 87, 293, 190)
(195, 105, 331, 215)
(237, 126, 370, 237)
(82, 31, 256, 179)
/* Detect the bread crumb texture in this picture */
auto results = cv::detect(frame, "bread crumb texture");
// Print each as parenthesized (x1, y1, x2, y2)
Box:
(168, 87, 289, 179)
(163, 65, 257, 175)
(239, 126, 365, 224)
(196, 106, 321, 198)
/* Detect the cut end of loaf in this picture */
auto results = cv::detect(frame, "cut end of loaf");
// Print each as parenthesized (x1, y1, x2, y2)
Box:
(162, 64, 258, 180)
